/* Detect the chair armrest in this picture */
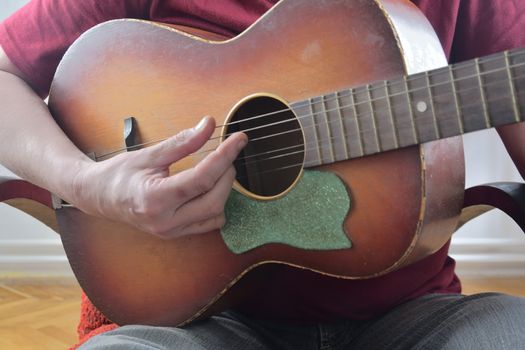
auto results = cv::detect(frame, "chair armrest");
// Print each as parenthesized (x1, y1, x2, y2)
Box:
(457, 182, 525, 232)
(0, 177, 59, 233)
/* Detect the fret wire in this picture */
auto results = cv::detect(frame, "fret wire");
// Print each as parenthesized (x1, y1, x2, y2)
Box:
(316, 73, 523, 152)
(448, 65, 464, 133)
(309, 98, 323, 164)
(425, 70, 440, 138)
(504, 51, 521, 122)
(350, 88, 365, 156)
(245, 71, 517, 164)
(294, 87, 525, 168)
(335, 91, 350, 160)
(403, 75, 419, 143)
(109, 71, 525, 163)
(475, 58, 491, 128)
(245, 87, 525, 175)
(321, 95, 336, 163)
(384, 80, 400, 148)
(301, 88, 525, 159)
(286, 95, 525, 171)
(200, 87, 525, 171)
(99, 54, 525, 160)
(285, 51, 525, 121)
(247, 94, 525, 173)
(367, 84, 381, 151)
(321, 74, 522, 146)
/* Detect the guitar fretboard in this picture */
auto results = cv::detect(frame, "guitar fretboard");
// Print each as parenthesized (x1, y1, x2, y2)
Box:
(291, 48, 525, 167)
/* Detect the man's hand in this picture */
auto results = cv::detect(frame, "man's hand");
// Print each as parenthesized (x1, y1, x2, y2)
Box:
(71, 117, 247, 239)
(0, 47, 247, 239)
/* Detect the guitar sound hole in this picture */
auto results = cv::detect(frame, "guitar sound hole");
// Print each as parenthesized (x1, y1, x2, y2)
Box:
(225, 95, 305, 199)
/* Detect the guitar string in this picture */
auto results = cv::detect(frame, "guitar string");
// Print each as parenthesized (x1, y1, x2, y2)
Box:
(214, 49, 525, 131)
(97, 51, 525, 159)
(99, 51, 525, 159)
(100, 73, 525, 171)
(102, 85, 525, 184)
(237, 88, 525, 169)
(223, 73, 525, 166)
(95, 66, 525, 165)
(96, 70, 521, 164)
(95, 52, 525, 160)
(232, 91, 525, 183)
(214, 56, 525, 142)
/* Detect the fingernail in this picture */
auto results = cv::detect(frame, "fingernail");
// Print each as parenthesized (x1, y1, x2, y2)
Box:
(195, 117, 208, 131)
(237, 136, 248, 151)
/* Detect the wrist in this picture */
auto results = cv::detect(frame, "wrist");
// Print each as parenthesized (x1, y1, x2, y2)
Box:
(56, 156, 96, 209)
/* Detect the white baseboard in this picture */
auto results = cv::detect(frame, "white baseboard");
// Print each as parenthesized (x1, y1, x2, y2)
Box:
(450, 238, 525, 277)
(0, 239, 73, 277)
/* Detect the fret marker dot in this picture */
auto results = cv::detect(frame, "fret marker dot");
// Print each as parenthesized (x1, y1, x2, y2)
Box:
(416, 101, 428, 113)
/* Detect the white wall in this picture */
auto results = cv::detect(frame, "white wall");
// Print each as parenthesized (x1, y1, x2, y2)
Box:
(451, 130, 524, 277)
(0, 0, 28, 20)
(0, 1, 524, 277)
(0, 0, 71, 277)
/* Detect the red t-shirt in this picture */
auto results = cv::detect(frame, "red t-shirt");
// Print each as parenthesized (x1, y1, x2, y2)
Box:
(1, 0, 524, 346)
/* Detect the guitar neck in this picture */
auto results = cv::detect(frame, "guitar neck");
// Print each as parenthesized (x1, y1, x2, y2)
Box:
(292, 48, 525, 168)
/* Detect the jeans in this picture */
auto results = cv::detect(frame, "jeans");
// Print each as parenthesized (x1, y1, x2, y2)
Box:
(79, 293, 525, 349)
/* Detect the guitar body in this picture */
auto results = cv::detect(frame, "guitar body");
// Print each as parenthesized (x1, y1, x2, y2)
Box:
(48, 0, 465, 325)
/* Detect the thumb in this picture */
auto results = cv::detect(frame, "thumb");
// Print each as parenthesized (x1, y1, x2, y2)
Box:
(144, 116, 215, 168)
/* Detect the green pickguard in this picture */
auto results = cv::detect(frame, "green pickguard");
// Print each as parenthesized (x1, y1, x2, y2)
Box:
(221, 170, 352, 254)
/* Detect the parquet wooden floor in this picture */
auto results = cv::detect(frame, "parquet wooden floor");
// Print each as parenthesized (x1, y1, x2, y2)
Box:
(0, 279, 81, 350)
(1, 277, 524, 350)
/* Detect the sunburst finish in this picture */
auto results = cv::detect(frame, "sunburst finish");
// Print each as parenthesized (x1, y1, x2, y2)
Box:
(43, 0, 465, 326)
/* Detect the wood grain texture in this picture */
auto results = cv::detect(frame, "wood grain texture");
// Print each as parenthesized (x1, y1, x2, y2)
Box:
(461, 277, 525, 297)
(0, 279, 81, 350)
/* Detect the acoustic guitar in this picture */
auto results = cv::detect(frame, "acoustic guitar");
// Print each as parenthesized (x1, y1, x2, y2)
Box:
(20, 0, 525, 326)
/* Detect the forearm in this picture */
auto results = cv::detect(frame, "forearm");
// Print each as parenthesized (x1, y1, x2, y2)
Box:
(0, 70, 93, 202)
(0, 66, 248, 237)
(497, 122, 525, 180)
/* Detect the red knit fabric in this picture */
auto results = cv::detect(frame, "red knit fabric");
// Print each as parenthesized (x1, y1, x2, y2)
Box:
(68, 294, 117, 349)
